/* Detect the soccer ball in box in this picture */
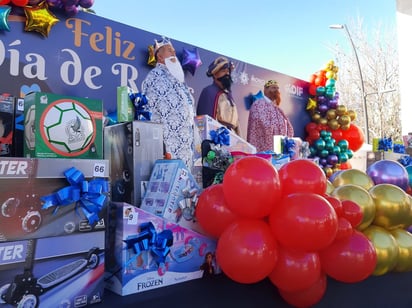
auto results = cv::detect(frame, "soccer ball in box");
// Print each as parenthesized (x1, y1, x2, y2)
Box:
(0, 157, 109, 242)
(105, 202, 218, 296)
(23, 92, 103, 159)
(0, 231, 105, 307)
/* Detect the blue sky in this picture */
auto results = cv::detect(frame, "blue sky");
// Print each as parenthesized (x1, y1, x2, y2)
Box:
(91, 0, 397, 81)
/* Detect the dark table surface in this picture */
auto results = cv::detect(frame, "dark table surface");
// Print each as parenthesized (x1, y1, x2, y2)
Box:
(98, 272, 412, 308)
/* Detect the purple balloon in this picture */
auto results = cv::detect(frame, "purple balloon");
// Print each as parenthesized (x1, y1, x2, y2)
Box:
(328, 99, 338, 109)
(79, 0, 94, 8)
(327, 154, 339, 166)
(318, 103, 329, 114)
(181, 47, 202, 76)
(366, 160, 409, 191)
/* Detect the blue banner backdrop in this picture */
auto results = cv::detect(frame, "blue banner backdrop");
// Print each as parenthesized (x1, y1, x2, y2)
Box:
(0, 11, 310, 139)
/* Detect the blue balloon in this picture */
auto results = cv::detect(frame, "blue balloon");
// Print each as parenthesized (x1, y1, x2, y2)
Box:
(366, 160, 409, 191)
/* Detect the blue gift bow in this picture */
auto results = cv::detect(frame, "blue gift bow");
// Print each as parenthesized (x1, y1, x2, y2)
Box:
(399, 155, 412, 166)
(283, 137, 296, 158)
(209, 127, 230, 146)
(393, 143, 405, 154)
(40, 167, 109, 225)
(124, 222, 173, 267)
(378, 137, 393, 151)
(130, 92, 152, 121)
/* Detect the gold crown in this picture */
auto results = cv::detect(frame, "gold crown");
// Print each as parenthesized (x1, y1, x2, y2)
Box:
(154, 36, 172, 55)
(264, 80, 279, 88)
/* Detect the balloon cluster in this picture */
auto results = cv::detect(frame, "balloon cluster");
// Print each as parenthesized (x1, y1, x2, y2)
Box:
(309, 129, 354, 177)
(306, 60, 365, 175)
(196, 157, 378, 307)
(330, 166, 412, 276)
(43, 0, 94, 16)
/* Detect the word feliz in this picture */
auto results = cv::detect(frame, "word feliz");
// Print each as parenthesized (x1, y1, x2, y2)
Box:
(0, 18, 142, 91)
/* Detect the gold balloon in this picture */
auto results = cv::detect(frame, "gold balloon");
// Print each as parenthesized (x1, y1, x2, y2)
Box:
(336, 105, 347, 116)
(323, 167, 334, 178)
(326, 109, 337, 120)
(363, 225, 399, 276)
(369, 184, 411, 230)
(311, 113, 321, 123)
(332, 169, 375, 190)
(347, 110, 357, 121)
(332, 184, 376, 230)
(326, 180, 334, 194)
(327, 119, 340, 130)
(24, 1, 59, 37)
(318, 117, 328, 126)
(390, 228, 412, 272)
(338, 114, 351, 126)
(340, 123, 350, 130)
(147, 45, 156, 66)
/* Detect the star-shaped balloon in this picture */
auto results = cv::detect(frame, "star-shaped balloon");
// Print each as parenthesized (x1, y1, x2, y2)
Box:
(0, 5, 11, 32)
(23, 1, 59, 37)
(147, 45, 156, 66)
(306, 97, 317, 111)
(181, 47, 202, 76)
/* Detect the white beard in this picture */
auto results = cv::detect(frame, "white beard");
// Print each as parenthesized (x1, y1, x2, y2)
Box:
(165, 56, 185, 83)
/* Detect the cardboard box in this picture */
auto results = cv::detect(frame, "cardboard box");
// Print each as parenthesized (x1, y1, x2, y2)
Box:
(23, 92, 104, 159)
(0, 231, 105, 307)
(140, 159, 203, 233)
(104, 121, 164, 207)
(13, 97, 24, 157)
(0, 94, 15, 157)
(105, 202, 218, 296)
(0, 157, 109, 242)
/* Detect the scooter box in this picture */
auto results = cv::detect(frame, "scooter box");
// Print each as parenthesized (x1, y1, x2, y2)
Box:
(0, 231, 105, 307)
(0, 157, 109, 242)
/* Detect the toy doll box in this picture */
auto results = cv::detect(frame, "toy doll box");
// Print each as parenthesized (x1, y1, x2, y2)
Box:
(23, 92, 104, 159)
(140, 159, 204, 233)
(0, 94, 15, 157)
(105, 202, 218, 296)
(0, 157, 109, 242)
(0, 231, 105, 307)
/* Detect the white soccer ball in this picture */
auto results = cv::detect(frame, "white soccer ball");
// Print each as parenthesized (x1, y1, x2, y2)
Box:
(42, 100, 94, 154)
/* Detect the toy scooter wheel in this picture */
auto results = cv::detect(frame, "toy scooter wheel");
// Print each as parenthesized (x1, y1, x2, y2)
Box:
(22, 211, 42, 233)
(0, 283, 10, 303)
(1, 197, 20, 218)
(86, 249, 100, 269)
(17, 294, 38, 308)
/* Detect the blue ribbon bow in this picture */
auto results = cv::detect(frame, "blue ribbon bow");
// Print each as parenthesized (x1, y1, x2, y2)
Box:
(130, 92, 152, 121)
(124, 222, 173, 266)
(378, 137, 393, 152)
(209, 127, 230, 146)
(399, 155, 412, 166)
(283, 137, 296, 158)
(40, 167, 109, 226)
(393, 143, 405, 154)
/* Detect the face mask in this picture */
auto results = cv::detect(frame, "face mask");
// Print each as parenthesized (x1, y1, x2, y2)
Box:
(165, 56, 185, 83)
(217, 74, 232, 90)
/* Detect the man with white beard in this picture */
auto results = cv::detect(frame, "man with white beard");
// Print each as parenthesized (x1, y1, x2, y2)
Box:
(142, 37, 196, 171)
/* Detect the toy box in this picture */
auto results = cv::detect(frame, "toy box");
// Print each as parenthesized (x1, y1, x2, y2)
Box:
(0, 157, 109, 242)
(140, 159, 204, 233)
(0, 231, 105, 307)
(105, 202, 218, 296)
(13, 98, 24, 157)
(23, 92, 104, 159)
(0, 94, 15, 157)
(104, 121, 164, 207)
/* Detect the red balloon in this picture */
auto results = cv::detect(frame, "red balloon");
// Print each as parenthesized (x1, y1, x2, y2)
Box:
(339, 161, 352, 170)
(269, 193, 338, 252)
(268, 246, 321, 292)
(195, 184, 238, 239)
(11, 0, 28, 6)
(305, 121, 318, 133)
(279, 273, 327, 308)
(330, 128, 343, 142)
(340, 123, 365, 152)
(319, 230, 377, 283)
(324, 195, 343, 217)
(216, 220, 278, 284)
(341, 200, 363, 228)
(222, 156, 282, 219)
(309, 84, 317, 96)
(278, 159, 327, 196)
(335, 217, 353, 241)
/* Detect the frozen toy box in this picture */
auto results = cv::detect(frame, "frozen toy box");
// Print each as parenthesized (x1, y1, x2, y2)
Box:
(105, 202, 219, 296)
(0, 157, 109, 242)
(0, 231, 105, 307)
